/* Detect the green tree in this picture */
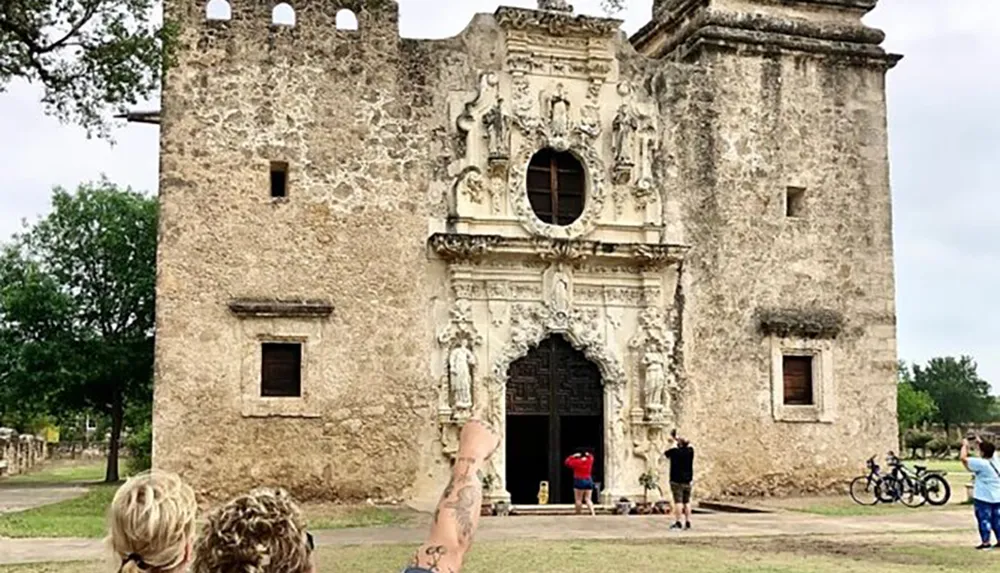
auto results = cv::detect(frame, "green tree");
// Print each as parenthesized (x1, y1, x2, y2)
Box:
(912, 356, 993, 438)
(0, 180, 157, 481)
(0, 1, 176, 137)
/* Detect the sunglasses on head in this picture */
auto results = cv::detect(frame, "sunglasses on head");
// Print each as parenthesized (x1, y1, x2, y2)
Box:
(306, 531, 315, 552)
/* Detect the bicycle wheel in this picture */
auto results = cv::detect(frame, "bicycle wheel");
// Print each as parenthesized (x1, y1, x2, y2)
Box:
(923, 474, 952, 506)
(877, 477, 899, 503)
(850, 476, 879, 505)
(898, 478, 927, 508)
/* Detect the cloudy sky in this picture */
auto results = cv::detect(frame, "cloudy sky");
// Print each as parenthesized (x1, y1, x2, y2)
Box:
(0, 0, 996, 388)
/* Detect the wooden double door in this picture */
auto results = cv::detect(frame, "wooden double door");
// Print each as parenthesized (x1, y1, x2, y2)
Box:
(505, 336, 604, 505)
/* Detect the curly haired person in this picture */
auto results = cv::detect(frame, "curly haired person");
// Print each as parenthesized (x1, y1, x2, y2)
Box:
(107, 471, 198, 573)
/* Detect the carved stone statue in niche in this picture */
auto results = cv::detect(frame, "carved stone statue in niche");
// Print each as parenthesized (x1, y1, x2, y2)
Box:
(549, 85, 571, 140)
(483, 98, 510, 161)
(551, 270, 571, 313)
(448, 339, 476, 410)
(613, 104, 637, 166)
(641, 350, 668, 418)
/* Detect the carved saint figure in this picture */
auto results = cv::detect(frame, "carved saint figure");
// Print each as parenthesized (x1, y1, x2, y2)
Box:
(482, 98, 510, 159)
(549, 85, 571, 138)
(448, 339, 476, 410)
(551, 271, 571, 312)
(613, 104, 638, 165)
(642, 350, 667, 416)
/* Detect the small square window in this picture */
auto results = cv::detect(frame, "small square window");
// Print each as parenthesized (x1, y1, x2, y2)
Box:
(785, 186, 806, 218)
(261, 342, 301, 397)
(782, 355, 814, 406)
(270, 161, 289, 199)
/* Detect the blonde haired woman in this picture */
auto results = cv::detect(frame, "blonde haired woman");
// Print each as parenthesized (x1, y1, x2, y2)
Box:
(107, 471, 198, 573)
(191, 487, 314, 573)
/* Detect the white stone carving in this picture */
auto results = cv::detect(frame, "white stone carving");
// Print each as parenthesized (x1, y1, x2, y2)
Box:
(448, 340, 476, 411)
(629, 306, 677, 422)
(455, 167, 485, 204)
(547, 84, 572, 147)
(613, 103, 637, 168)
(483, 98, 511, 161)
(538, 0, 573, 12)
(550, 269, 571, 312)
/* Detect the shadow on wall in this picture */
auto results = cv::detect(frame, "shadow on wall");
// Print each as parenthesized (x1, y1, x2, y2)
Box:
(205, 0, 360, 30)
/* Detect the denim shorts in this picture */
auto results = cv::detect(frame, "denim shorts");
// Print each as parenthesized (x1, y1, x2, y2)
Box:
(574, 478, 595, 490)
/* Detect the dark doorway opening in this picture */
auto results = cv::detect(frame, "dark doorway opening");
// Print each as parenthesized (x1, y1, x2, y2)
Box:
(505, 336, 604, 505)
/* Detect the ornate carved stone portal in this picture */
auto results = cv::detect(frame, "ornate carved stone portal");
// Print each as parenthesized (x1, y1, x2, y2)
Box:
(431, 5, 688, 503)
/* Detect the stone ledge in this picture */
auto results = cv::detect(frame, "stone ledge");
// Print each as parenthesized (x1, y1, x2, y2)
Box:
(756, 308, 845, 340)
(427, 233, 689, 269)
(228, 299, 334, 319)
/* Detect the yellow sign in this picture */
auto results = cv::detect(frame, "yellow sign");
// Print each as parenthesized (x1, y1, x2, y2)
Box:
(43, 426, 59, 444)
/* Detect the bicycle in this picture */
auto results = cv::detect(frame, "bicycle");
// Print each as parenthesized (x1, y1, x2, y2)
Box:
(888, 453, 952, 506)
(850, 456, 894, 505)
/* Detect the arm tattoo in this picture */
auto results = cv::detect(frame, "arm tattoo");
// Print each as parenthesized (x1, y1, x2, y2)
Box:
(409, 545, 455, 573)
(442, 485, 480, 542)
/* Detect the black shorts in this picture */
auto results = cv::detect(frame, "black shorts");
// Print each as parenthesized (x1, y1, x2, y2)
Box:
(402, 569, 434, 573)
(670, 482, 692, 504)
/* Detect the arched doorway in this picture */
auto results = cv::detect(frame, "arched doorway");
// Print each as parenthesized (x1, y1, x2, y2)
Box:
(505, 335, 604, 505)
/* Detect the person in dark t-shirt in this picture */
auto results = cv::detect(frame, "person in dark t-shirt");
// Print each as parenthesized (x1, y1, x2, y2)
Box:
(664, 430, 695, 530)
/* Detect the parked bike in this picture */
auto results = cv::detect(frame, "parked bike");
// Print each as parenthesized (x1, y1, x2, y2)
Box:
(886, 452, 951, 506)
(850, 456, 893, 505)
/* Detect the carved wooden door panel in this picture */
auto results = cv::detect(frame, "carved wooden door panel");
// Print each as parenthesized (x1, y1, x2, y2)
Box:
(506, 336, 603, 503)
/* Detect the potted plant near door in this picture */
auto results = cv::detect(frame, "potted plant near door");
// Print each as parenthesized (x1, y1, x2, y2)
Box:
(637, 470, 661, 515)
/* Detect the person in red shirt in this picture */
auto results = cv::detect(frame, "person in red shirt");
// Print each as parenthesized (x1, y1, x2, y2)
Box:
(564, 448, 596, 516)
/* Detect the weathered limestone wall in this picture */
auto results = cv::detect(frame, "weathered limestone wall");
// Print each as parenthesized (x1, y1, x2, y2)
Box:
(647, 0, 899, 496)
(153, 0, 493, 501)
(0, 430, 48, 477)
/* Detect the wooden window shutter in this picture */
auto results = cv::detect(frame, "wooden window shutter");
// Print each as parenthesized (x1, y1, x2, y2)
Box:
(261, 343, 302, 397)
(782, 355, 814, 406)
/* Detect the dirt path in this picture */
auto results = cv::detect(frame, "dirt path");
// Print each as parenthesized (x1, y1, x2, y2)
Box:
(0, 507, 977, 565)
(0, 485, 88, 514)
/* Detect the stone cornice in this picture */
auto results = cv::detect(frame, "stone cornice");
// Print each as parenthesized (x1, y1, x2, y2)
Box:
(228, 299, 334, 319)
(494, 6, 622, 39)
(632, 1, 895, 65)
(427, 233, 689, 269)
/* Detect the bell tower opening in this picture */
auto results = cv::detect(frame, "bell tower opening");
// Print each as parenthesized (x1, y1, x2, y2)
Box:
(505, 335, 604, 505)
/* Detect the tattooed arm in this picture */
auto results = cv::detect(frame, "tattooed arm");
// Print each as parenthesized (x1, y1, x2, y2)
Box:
(408, 419, 500, 573)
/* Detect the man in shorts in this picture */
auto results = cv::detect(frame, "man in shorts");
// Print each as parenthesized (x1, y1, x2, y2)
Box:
(664, 430, 695, 530)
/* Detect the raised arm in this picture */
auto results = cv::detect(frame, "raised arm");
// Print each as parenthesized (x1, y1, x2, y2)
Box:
(960, 435, 980, 471)
(407, 419, 501, 573)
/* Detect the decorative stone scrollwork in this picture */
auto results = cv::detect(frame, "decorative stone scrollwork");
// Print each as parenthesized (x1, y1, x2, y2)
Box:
(538, 0, 573, 12)
(491, 302, 626, 388)
(454, 166, 485, 205)
(635, 244, 684, 270)
(534, 238, 590, 264)
(429, 234, 503, 263)
(508, 132, 609, 240)
(495, 6, 622, 39)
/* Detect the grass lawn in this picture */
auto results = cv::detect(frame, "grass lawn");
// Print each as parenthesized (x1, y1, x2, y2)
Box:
(0, 485, 117, 538)
(0, 483, 410, 538)
(1, 461, 122, 486)
(2, 536, 998, 573)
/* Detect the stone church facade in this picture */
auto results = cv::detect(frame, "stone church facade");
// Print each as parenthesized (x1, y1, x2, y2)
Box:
(152, 0, 901, 505)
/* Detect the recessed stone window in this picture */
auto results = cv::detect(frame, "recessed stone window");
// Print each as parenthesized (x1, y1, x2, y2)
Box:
(782, 355, 814, 406)
(272, 3, 296, 26)
(526, 148, 585, 226)
(770, 338, 834, 423)
(270, 161, 289, 199)
(785, 186, 806, 218)
(336, 9, 359, 31)
(261, 342, 302, 397)
(206, 0, 231, 20)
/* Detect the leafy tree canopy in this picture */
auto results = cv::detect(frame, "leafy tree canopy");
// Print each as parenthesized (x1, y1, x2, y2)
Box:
(0, 0, 175, 137)
(0, 179, 157, 481)
(912, 356, 993, 436)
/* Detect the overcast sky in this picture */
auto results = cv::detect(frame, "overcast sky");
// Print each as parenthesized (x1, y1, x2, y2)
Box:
(0, 0, 996, 389)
